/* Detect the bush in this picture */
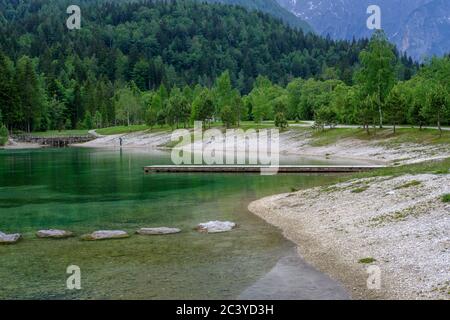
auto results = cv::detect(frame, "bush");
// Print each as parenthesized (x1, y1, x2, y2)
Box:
(275, 112, 288, 128)
(221, 105, 237, 128)
(145, 108, 157, 129)
(0, 124, 9, 146)
(442, 194, 450, 203)
(314, 106, 337, 130)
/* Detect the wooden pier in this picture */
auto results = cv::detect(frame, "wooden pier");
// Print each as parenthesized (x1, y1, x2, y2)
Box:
(144, 165, 384, 174)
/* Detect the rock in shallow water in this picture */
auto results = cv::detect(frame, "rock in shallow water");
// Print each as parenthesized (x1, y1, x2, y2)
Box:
(196, 221, 236, 233)
(81, 230, 129, 241)
(0, 231, 22, 244)
(137, 227, 181, 235)
(36, 229, 74, 239)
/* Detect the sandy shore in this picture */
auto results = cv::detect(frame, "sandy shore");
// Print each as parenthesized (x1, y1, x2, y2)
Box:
(248, 173, 450, 300)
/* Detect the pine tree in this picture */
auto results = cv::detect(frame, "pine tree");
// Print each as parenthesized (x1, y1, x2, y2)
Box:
(385, 85, 407, 133)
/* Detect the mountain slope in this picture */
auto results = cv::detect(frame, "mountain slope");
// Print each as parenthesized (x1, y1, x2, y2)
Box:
(276, 0, 450, 60)
(399, 0, 450, 60)
(204, 0, 312, 31)
(0, 0, 369, 94)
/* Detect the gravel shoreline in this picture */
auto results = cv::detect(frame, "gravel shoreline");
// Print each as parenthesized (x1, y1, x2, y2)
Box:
(248, 174, 450, 300)
(73, 129, 450, 166)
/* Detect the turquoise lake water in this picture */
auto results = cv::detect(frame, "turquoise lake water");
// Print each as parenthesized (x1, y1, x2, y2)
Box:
(0, 147, 350, 299)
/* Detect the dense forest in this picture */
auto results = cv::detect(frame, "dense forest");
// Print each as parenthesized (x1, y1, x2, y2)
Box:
(204, 0, 312, 31)
(1, 0, 447, 139)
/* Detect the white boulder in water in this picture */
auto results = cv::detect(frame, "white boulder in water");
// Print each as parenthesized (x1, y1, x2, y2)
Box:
(137, 227, 181, 235)
(196, 221, 236, 233)
(0, 231, 22, 244)
(81, 230, 129, 241)
(36, 229, 74, 239)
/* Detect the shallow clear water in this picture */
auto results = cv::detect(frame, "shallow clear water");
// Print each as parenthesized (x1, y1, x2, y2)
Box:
(0, 148, 348, 299)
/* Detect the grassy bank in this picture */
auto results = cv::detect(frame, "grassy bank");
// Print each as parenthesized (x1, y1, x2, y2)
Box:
(353, 157, 450, 178)
(27, 130, 90, 137)
(96, 125, 152, 135)
(310, 128, 450, 147)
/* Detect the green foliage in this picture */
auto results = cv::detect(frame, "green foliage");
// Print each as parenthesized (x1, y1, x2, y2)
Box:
(247, 76, 286, 122)
(221, 105, 237, 128)
(356, 30, 397, 128)
(274, 112, 288, 129)
(442, 194, 450, 203)
(93, 111, 103, 129)
(358, 257, 377, 264)
(394, 180, 421, 190)
(213, 71, 234, 115)
(0, 124, 8, 146)
(385, 85, 408, 133)
(351, 186, 369, 193)
(0, 0, 444, 136)
(114, 84, 144, 126)
(205, 0, 312, 31)
(145, 108, 157, 130)
(423, 84, 449, 135)
(157, 110, 167, 128)
(358, 94, 378, 134)
(314, 106, 337, 130)
(167, 88, 191, 128)
(191, 89, 215, 127)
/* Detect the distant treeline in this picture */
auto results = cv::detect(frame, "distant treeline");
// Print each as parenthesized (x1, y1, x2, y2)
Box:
(0, 0, 418, 131)
(1, 0, 447, 136)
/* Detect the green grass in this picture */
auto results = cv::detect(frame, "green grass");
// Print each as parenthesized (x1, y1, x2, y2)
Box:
(30, 130, 89, 137)
(382, 128, 450, 145)
(351, 157, 450, 179)
(311, 128, 369, 146)
(370, 208, 416, 225)
(310, 128, 450, 147)
(162, 132, 195, 149)
(316, 158, 449, 195)
(96, 125, 153, 135)
(239, 121, 277, 130)
(351, 186, 369, 193)
(394, 180, 422, 190)
(442, 194, 450, 203)
(358, 257, 376, 264)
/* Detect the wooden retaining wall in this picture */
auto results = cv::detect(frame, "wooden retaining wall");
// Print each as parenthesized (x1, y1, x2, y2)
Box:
(12, 135, 96, 147)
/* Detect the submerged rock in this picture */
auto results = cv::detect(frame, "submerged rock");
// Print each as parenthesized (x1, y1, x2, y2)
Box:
(81, 230, 129, 241)
(136, 227, 181, 235)
(196, 221, 236, 233)
(36, 229, 74, 239)
(0, 231, 22, 244)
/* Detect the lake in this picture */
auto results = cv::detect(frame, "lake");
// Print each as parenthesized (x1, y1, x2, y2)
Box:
(0, 147, 354, 299)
